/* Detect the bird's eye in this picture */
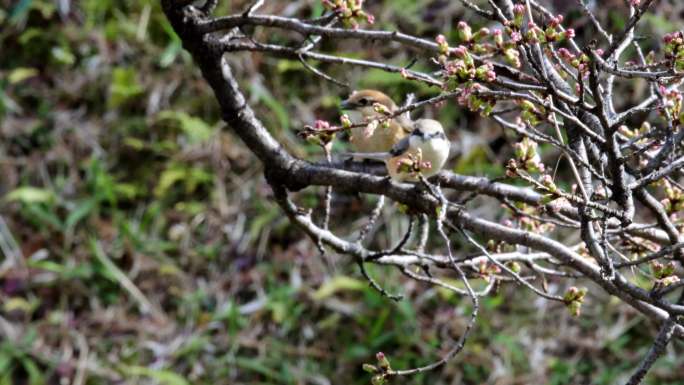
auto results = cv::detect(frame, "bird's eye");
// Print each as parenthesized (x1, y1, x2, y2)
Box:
(358, 98, 369, 106)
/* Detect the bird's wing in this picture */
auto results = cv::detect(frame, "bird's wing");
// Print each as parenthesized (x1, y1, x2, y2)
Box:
(389, 136, 411, 157)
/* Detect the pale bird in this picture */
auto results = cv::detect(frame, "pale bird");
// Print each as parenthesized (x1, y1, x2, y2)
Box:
(345, 119, 450, 182)
(340, 89, 412, 153)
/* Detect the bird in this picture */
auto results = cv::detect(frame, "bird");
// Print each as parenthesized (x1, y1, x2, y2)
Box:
(340, 89, 412, 154)
(345, 119, 450, 182)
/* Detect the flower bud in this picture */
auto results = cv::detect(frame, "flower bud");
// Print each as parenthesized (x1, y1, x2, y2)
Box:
(557, 48, 575, 61)
(457, 21, 472, 42)
(559, 28, 575, 42)
(507, 261, 522, 274)
(376, 352, 391, 370)
(452, 45, 468, 58)
(493, 29, 504, 47)
(436, 34, 449, 55)
(540, 174, 557, 193)
(513, 4, 525, 28)
(504, 47, 521, 68)
(545, 26, 558, 42)
(549, 14, 564, 28)
(340, 114, 352, 128)
(473, 27, 490, 42)
(314, 119, 330, 130)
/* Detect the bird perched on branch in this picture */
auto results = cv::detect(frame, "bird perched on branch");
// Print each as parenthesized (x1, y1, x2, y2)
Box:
(345, 119, 450, 182)
(340, 89, 412, 153)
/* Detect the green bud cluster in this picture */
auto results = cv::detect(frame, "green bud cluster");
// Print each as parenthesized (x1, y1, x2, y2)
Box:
(563, 286, 587, 317)
(322, 0, 374, 29)
(513, 137, 544, 173)
(362, 352, 392, 385)
(663, 31, 684, 71)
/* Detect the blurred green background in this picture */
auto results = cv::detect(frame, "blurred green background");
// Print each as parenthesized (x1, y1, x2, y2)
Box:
(1, 0, 683, 384)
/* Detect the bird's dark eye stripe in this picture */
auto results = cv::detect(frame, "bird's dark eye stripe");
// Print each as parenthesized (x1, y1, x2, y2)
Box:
(413, 130, 445, 140)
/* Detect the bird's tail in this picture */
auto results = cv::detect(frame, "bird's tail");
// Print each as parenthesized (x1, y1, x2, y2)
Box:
(342, 152, 392, 161)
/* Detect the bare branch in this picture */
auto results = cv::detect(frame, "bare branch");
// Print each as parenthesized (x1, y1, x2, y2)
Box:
(624, 317, 676, 385)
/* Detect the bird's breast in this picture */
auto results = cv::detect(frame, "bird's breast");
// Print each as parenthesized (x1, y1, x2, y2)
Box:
(350, 120, 408, 153)
(345, 110, 364, 124)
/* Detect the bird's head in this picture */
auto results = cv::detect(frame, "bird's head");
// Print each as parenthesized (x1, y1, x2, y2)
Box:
(410, 119, 447, 141)
(340, 90, 398, 122)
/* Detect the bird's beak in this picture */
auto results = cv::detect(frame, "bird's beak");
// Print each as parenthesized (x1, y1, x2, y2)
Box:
(340, 99, 355, 110)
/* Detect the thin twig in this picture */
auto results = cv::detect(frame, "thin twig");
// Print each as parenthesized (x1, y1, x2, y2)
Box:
(624, 317, 676, 385)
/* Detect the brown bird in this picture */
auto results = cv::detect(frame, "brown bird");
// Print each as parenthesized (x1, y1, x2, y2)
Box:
(340, 90, 412, 154)
(345, 119, 450, 182)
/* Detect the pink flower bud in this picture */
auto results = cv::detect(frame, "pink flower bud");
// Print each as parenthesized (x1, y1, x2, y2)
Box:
(548, 15, 564, 28)
(453, 45, 468, 58)
(558, 48, 574, 60)
(314, 120, 330, 130)
(457, 21, 473, 42)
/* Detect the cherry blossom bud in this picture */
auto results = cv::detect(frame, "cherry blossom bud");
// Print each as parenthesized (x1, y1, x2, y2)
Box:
(340, 114, 352, 128)
(563, 28, 575, 40)
(557, 48, 575, 61)
(504, 47, 521, 68)
(540, 174, 557, 193)
(473, 27, 490, 42)
(436, 34, 449, 55)
(513, 4, 525, 28)
(549, 14, 564, 28)
(457, 21, 472, 42)
(493, 29, 504, 46)
(314, 119, 330, 130)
